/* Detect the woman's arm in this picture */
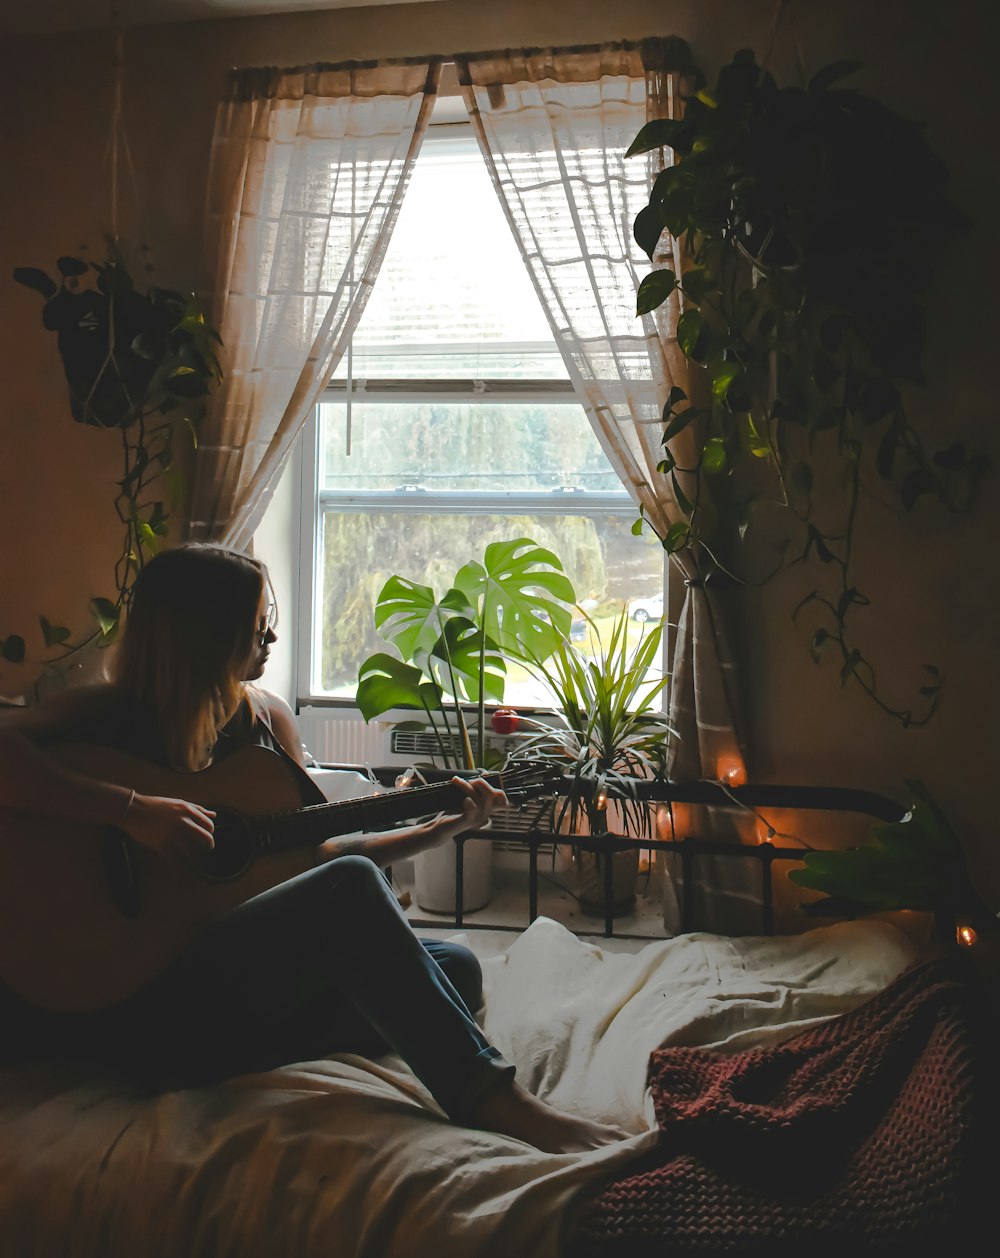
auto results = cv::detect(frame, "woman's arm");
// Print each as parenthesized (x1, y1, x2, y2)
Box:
(0, 688, 216, 862)
(259, 690, 307, 767)
(315, 775, 507, 869)
(252, 691, 506, 868)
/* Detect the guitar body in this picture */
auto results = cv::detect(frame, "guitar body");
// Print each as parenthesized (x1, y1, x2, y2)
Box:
(0, 744, 326, 1013)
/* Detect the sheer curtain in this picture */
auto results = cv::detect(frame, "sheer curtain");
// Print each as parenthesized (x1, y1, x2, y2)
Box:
(187, 58, 441, 551)
(456, 40, 745, 783)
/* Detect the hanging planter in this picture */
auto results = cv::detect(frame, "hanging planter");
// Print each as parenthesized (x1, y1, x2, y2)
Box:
(3, 249, 221, 678)
(628, 49, 989, 726)
(14, 251, 219, 431)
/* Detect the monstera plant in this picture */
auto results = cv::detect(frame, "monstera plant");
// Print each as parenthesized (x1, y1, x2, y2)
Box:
(357, 538, 576, 771)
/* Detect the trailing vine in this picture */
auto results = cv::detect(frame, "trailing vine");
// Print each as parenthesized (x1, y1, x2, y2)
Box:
(629, 49, 988, 725)
(2, 249, 221, 688)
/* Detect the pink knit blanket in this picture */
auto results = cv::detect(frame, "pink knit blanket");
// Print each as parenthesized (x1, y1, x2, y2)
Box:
(570, 956, 994, 1256)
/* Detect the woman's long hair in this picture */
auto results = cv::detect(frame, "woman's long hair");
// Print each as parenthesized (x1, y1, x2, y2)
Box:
(114, 545, 267, 771)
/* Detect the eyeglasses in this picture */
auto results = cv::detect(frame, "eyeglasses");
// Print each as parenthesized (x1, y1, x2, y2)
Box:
(257, 600, 278, 646)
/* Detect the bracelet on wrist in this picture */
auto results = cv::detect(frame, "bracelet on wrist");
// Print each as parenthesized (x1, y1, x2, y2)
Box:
(121, 788, 136, 822)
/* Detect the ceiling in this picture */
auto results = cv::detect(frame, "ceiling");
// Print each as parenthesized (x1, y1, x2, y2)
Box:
(3, 0, 429, 38)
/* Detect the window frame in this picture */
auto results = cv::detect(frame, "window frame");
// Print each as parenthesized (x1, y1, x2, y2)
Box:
(293, 110, 670, 710)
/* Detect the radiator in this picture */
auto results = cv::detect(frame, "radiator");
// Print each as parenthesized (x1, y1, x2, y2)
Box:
(297, 707, 390, 766)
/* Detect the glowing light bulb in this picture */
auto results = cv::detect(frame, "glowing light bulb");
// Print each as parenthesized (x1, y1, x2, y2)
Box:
(395, 771, 414, 790)
(595, 789, 608, 811)
(717, 755, 747, 787)
(956, 924, 977, 948)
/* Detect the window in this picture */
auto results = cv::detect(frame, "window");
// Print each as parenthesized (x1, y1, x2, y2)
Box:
(298, 106, 666, 707)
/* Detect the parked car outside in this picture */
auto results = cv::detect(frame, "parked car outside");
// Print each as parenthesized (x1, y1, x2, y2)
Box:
(627, 593, 664, 623)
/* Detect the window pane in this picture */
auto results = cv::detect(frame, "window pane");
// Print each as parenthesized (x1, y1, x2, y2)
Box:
(332, 132, 566, 380)
(320, 400, 625, 492)
(314, 511, 665, 702)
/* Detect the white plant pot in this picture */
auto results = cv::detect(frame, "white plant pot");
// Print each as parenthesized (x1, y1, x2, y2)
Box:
(414, 838, 493, 914)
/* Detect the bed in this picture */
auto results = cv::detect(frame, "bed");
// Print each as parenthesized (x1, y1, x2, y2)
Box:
(0, 776, 993, 1258)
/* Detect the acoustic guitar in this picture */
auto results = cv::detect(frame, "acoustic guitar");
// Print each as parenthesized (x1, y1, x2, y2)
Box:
(0, 743, 555, 1014)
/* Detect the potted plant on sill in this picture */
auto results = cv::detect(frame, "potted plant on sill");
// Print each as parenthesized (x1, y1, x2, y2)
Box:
(356, 537, 576, 913)
(509, 606, 675, 916)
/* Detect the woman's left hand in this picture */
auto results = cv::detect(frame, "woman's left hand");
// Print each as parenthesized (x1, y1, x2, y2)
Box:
(435, 775, 508, 839)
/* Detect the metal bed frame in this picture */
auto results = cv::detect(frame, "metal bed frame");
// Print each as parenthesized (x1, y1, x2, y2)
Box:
(444, 780, 908, 939)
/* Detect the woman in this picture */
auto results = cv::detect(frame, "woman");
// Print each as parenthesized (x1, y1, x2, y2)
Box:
(0, 544, 624, 1153)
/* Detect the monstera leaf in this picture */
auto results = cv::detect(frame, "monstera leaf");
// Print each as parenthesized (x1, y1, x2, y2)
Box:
(453, 538, 575, 663)
(373, 577, 475, 662)
(356, 653, 443, 722)
(422, 616, 506, 705)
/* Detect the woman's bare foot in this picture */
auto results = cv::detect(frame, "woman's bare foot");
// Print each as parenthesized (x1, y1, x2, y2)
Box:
(469, 1080, 629, 1153)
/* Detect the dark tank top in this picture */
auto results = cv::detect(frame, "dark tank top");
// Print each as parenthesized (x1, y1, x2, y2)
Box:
(39, 688, 289, 769)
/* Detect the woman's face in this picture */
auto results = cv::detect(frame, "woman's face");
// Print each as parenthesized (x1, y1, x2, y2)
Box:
(244, 589, 278, 681)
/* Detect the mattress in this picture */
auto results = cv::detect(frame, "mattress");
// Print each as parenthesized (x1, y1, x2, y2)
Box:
(0, 917, 919, 1258)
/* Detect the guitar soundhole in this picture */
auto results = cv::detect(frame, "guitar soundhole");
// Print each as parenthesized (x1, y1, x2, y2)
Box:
(193, 810, 255, 882)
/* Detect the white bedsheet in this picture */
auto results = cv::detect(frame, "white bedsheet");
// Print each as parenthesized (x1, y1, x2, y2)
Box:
(0, 918, 918, 1258)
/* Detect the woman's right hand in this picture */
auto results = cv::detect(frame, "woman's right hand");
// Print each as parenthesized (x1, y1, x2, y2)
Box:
(122, 794, 216, 863)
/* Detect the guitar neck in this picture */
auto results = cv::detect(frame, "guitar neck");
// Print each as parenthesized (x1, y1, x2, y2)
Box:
(258, 777, 484, 853)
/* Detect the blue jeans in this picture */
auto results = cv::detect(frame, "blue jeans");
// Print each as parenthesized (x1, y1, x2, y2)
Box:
(11, 856, 515, 1120)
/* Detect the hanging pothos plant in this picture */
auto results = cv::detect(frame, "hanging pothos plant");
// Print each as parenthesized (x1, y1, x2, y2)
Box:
(2, 248, 221, 680)
(628, 49, 988, 726)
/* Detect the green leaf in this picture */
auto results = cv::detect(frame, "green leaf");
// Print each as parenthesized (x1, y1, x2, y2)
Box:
(429, 616, 506, 704)
(1, 635, 26, 664)
(56, 256, 89, 277)
(837, 587, 869, 619)
(664, 386, 687, 410)
(677, 309, 704, 358)
(702, 436, 727, 473)
(636, 269, 677, 316)
(857, 378, 899, 423)
(808, 60, 863, 93)
(664, 521, 690, 553)
(787, 779, 966, 916)
(625, 118, 689, 158)
(630, 517, 644, 536)
(840, 648, 863, 687)
(374, 576, 471, 662)
(633, 205, 666, 260)
(710, 360, 740, 401)
(900, 468, 938, 510)
(356, 653, 442, 721)
(744, 415, 770, 457)
(454, 538, 576, 663)
(662, 405, 701, 443)
(681, 268, 717, 304)
(39, 616, 71, 647)
(89, 597, 120, 637)
(670, 471, 694, 517)
(809, 628, 830, 662)
(13, 267, 57, 299)
(805, 526, 836, 564)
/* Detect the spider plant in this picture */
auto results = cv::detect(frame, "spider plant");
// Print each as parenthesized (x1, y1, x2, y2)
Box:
(511, 607, 675, 839)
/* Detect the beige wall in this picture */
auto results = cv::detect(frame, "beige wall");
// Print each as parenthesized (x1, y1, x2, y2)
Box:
(1, 1, 997, 893)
